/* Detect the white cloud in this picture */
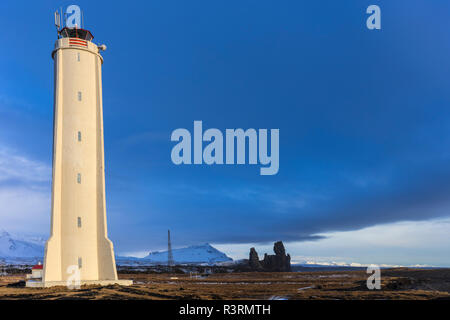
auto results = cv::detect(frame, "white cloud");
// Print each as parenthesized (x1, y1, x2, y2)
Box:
(0, 147, 50, 183)
(317, 218, 450, 249)
(214, 217, 450, 267)
(0, 145, 50, 234)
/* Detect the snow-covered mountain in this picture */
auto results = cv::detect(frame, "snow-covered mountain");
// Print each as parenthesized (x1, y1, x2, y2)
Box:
(144, 243, 232, 265)
(0, 230, 45, 259)
(0, 231, 232, 266)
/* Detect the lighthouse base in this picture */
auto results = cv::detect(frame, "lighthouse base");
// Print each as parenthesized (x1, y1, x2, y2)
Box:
(26, 279, 133, 288)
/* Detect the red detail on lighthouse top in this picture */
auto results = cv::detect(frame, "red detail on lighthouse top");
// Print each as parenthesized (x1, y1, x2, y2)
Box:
(32, 264, 43, 270)
(69, 38, 88, 47)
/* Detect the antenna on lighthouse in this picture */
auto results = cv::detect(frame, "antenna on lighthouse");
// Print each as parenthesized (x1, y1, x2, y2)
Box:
(54, 10, 61, 32)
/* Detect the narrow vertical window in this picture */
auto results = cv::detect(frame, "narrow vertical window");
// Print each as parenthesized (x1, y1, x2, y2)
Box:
(77, 52, 80, 61)
(78, 257, 82, 269)
(77, 173, 81, 184)
(78, 91, 82, 101)
(77, 217, 82, 228)
(78, 131, 82, 142)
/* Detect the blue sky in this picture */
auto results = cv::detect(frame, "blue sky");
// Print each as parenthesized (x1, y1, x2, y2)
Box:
(1, 1, 450, 266)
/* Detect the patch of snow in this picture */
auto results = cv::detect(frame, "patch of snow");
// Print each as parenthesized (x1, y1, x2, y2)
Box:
(298, 286, 315, 291)
(0, 230, 44, 259)
(144, 243, 232, 265)
(269, 296, 289, 300)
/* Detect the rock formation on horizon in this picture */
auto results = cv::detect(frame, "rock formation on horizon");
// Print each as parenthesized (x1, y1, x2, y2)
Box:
(248, 241, 291, 272)
(249, 247, 264, 271)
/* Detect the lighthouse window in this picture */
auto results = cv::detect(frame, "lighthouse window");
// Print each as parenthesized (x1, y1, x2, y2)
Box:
(77, 52, 80, 61)
(77, 173, 81, 184)
(78, 131, 82, 141)
(78, 257, 82, 269)
(78, 91, 82, 101)
(77, 217, 82, 228)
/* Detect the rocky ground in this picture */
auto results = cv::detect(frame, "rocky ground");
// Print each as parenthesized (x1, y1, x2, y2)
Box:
(0, 268, 449, 300)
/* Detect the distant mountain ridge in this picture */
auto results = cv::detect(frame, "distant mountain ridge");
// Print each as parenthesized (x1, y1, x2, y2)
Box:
(0, 231, 232, 266)
(0, 232, 438, 268)
(0, 230, 44, 259)
(144, 243, 232, 264)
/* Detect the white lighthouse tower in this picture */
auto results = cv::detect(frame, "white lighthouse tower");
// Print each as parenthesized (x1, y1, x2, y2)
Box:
(27, 9, 131, 287)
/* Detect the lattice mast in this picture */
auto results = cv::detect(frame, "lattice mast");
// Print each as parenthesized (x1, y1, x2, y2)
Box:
(168, 230, 174, 266)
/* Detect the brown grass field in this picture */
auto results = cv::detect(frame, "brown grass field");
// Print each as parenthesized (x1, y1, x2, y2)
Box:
(0, 268, 449, 300)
